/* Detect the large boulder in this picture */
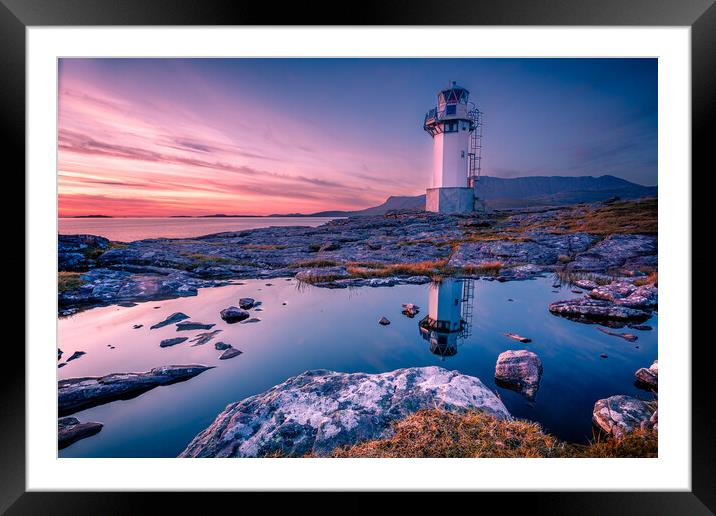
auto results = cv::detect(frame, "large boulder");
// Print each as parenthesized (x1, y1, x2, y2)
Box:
(592, 395, 655, 438)
(635, 360, 658, 390)
(179, 366, 510, 458)
(59, 365, 213, 416)
(494, 350, 543, 400)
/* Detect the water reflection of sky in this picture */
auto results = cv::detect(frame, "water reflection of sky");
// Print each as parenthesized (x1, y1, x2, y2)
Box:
(58, 276, 657, 457)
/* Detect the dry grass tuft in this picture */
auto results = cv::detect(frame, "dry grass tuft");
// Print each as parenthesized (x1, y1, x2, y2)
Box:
(634, 270, 658, 287)
(58, 271, 86, 292)
(346, 260, 449, 280)
(462, 261, 503, 276)
(329, 409, 657, 459)
(330, 409, 564, 458)
(546, 198, 657, 236)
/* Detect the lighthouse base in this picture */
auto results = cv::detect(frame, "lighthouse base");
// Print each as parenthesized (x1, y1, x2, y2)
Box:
(425, 187, 475, 214)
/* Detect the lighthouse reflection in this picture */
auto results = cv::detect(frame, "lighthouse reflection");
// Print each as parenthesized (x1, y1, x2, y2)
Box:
(418, 278, 474, 359)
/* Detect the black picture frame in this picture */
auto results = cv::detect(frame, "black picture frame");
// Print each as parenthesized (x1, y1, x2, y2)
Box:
(4, 0, 711, 512)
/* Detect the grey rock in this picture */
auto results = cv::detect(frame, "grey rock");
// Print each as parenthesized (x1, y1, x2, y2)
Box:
(58, 416, 103, 449)
(220, 306, 250, 323)
(179, 366, 510, 458)
(378, 316, 391, 325)
(58, 365, 213, 415)
(214, 341, 232, 351)
(592, 395, 655, 438)
(574, 279, 598, 290)
(160, 337, 188, 348)
(635, 360, 658, 390)
(494, 350, 543, 400)
(549, 298, 650, 323)
(238, 297, 255, 309)
(150, 312, 190, 329)
(58, 348, 62, 361)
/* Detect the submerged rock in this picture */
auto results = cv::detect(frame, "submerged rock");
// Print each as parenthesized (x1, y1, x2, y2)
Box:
(58, 365, 213, 415)
(220, 306, 250, 323)
(597, 327, 638, 342)
(179, 366, 510, 458)
(159, 337, 188, 348)
(494, 350, 543, 400)
(378, 316, 391, 326)
(635, 360, 658, 390)
(504, 333, 531, 343)
(592, 395, 655, 438)
(58, 416, 103, 449)
(189, 330, 222, 346)
(214, 341, 232, 350)
(401, 303, 420, 318)
(150, 312, 189, 329)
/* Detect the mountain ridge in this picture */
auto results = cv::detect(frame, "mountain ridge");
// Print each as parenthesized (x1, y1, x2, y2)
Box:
(272, 175, 657, 217)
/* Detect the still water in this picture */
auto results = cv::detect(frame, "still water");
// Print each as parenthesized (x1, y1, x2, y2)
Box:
(58, 276, 657, 458)
(58, 217, 338, 242)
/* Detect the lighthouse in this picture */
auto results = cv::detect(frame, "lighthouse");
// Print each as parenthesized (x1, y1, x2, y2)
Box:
(423, 82, 483, 213)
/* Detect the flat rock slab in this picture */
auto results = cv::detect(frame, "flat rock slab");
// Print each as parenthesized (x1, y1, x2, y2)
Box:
(592, 395, 655, 438)
(58, 365, 213, 416)
(549, 298, 650, 324)
(58, 416, 103, 450)
(219, 347, 242, 360)
(494, 350, 543, 400)
(597, 327, 638, 342)
(635, 360, 658, 390)
(176, 321, 216, 331)
(150, 312, 189, 329)
(179, 366, 511, 458)
(160, 337, 189, 348)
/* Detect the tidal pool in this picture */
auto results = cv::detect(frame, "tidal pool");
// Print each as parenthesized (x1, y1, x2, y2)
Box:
(58, 276, 657, 457)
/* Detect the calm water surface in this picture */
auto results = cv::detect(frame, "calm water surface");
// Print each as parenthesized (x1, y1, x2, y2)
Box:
(58, 276, 657, 458)
(58, 217, 338, 242)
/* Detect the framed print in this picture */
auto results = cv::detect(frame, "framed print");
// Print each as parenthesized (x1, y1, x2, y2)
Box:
(5, 0, 712, 512)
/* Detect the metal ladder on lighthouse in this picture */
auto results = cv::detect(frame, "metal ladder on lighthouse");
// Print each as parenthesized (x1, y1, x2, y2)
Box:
(467, 108, 483, 189)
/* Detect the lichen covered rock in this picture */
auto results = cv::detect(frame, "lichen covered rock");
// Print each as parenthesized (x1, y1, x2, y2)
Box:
(592, 395, 655, 438)
(180, 366, 510, 458)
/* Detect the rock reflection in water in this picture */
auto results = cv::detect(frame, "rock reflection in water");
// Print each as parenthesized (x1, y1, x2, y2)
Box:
(418, 278, 474, 359)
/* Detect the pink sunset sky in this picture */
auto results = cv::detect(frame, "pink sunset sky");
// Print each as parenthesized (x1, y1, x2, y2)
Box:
(58, 58, 657, 217)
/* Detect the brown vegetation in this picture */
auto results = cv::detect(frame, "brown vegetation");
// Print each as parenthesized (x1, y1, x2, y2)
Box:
(58, 271, 86, 292)
(329, 409, 657, 458)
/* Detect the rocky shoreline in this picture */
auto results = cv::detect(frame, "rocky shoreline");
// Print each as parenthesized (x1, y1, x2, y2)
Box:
(58, 200, 657, 313)
(57, 199, 658, 455)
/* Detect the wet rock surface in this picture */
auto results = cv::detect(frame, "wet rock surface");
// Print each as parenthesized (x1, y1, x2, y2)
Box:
(220, 306, 250, 323)
(58, 416, 103, 449)
(58, 203, 657, 311)
(179, 366, 510, 458)
(635, 360, 658, 390)
(494, 350, 543, 400)
(549, 297, 651, 324)
(159, 337, 188, 348)
(592, 395, 655, 438)
(150, 312, 189, 329)
(58, 365, 213, 415)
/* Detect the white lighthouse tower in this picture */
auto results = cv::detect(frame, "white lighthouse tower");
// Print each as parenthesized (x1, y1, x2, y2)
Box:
(423, 81, 483, 213)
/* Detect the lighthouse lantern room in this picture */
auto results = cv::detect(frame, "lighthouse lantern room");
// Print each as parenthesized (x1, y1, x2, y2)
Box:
(423, 81, 483, 213)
